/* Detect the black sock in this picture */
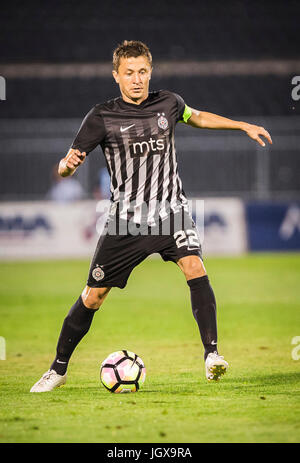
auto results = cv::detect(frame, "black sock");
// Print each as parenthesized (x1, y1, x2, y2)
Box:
(50, 296, 98, 375)
(187, 275, 218, 360)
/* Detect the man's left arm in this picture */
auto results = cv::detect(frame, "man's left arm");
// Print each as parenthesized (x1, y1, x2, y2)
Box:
(187, 108, 272, 147)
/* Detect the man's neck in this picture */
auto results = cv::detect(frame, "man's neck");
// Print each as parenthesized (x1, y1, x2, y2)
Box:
(121, 93, 148, 105)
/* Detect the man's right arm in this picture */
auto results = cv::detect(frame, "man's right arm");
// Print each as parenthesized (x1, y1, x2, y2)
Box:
(58, 105, 106, 177)
(58, 148, 86, 177)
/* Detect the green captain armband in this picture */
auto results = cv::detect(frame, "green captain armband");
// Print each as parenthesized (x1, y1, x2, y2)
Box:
(179, 104, 192, 123)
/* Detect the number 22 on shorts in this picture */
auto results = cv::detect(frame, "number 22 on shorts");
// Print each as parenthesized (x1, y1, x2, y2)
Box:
(174, 229, 200, 249)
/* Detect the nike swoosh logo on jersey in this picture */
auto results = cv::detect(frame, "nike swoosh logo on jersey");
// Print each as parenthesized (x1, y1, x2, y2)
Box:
(120, 124, 135, 132)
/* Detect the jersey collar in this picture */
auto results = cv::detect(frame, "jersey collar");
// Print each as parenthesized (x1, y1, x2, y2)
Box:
(118, 92, 154, 109)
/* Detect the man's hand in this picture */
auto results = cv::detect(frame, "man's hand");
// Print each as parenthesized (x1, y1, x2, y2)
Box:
(58, 149, 86, 177)
(241, 123, 272, 147)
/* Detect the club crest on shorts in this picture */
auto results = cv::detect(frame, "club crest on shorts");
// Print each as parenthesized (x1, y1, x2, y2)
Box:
(92, 265, 105, 281)
(157, 113, 168, 130)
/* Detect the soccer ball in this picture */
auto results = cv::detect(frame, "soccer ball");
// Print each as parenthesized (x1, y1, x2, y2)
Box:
(100, 350, 146, 393)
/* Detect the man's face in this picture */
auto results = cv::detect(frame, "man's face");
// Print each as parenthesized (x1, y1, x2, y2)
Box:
(112, 55, 152, 104)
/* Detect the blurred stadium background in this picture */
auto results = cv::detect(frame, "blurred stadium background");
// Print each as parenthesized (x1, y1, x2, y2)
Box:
(0, 0, 300, 258)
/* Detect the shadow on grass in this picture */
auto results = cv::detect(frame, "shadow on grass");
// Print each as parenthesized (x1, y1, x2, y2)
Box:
(64, 387, 159, 395)
(57, 372, 300, 397)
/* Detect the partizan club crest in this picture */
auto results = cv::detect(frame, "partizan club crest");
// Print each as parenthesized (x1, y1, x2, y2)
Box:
(157, 113, 168, 130)
(92, 265, 105, 281)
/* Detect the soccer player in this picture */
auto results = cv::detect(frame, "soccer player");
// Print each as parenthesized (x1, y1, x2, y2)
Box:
(30, 40, 272, 392)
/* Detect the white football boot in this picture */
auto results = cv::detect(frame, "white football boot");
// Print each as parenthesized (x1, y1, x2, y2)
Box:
(205, 352, 228, 381)
(30, 369, 67, 392)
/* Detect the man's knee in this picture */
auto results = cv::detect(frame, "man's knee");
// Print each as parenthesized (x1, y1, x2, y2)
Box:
(177, 255, 207, 280)
(81, 286, 111, 309)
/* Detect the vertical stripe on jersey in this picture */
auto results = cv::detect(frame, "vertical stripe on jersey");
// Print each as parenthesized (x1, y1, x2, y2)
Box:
(111, 145, 123, 203)
(131, 118, 153, 224)
(103, 118, 124, 205)
(147, 152, 162, 226)
(126, 123, 141, 222)
(170, 133, 188, 211)
(143, 118, 166, 226)
(112, 122, 135, 219)
(159, 130, 176, 221)
(104, 145, 118, 200)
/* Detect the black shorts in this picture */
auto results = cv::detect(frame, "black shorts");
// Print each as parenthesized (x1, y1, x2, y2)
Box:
(87, 213, 202, 289)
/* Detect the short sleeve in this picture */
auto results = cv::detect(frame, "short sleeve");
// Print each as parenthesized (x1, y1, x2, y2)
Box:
(173, 93, 192, 123)
(71, 106, 106, 155)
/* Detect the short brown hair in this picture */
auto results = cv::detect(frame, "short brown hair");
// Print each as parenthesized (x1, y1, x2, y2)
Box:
(113, 40, 152, 71)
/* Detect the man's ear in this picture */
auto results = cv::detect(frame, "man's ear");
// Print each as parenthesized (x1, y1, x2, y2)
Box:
(112, 70, 119, 84)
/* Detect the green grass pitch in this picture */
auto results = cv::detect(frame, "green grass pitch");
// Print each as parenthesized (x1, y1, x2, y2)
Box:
(0, 253, 300, 443)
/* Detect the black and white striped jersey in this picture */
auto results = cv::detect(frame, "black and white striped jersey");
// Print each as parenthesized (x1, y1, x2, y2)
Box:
(71, 90, 192, 225)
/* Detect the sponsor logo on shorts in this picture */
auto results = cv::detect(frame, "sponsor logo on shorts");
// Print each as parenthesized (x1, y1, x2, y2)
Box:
(92, 265, 105, 281)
